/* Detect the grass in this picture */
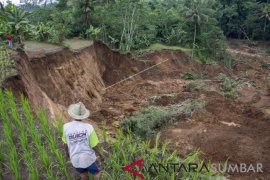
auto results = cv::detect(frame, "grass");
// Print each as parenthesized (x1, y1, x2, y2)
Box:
(37, 110, 69, 179)
(144, 43, 192, 52)
(7, 91, 39, 179)
(0, 140, 4, 178)
(63, 39, 93, 51)
(0, 90, 71, 179)
(24, 41, 63, 53)
(101, 129, 219, 179)
(24, 39, 93, 53)
(0, 90, 21, 180)
(133, 43, 192, 59)
(20, 97, 55, 180)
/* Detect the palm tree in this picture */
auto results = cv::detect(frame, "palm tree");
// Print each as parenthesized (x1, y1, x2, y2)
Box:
(261, 3, 270, 32)
(183, 0, 214, 58)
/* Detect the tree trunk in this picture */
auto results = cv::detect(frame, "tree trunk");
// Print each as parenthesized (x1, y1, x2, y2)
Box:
(192, 23, 197, 58)
(264, 18, 267, 32)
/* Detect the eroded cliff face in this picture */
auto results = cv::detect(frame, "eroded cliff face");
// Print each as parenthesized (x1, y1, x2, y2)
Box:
(10, 42, 117, 120)
(5, 41, 207, 122)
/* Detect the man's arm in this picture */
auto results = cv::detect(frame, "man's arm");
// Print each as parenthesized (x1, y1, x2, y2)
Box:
(64, 144, 69, 158)
(89, 129, 102, 158)
(93, 146, 102, 158)
(62, 129, 69, 158)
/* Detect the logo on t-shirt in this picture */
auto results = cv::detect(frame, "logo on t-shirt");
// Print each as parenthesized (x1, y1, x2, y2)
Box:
(68, 130, 87, 144)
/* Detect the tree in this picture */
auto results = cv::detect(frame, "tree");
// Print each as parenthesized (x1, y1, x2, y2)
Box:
(261, 2, 270, 31)
(70, 0, 97, 36)
(183, 0, 215, 58)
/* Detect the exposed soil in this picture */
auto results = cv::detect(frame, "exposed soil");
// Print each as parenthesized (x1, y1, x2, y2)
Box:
(4, 40, 270, 179)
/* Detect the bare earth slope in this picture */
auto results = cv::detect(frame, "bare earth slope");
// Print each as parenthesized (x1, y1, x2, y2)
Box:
(4, 40, 270, 179)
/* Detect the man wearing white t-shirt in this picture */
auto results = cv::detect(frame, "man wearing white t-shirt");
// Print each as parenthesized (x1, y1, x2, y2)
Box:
(62, 102, 101, 180)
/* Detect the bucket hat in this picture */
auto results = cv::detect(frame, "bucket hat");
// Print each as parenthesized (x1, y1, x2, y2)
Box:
(68, 102, 90, 120)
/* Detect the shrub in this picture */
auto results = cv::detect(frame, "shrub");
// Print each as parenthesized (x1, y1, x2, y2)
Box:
(266, 73, 270, 84)
(185, 81, 203, 92)
(180, 72, 198, 80)
(265, 49, 270, 55)
(240, 71, 249, 78)
(220, 51, 236, 70)
(180, 71, 208, 80)
(218, 73, 241, 99)
(185, 80, 207, 92)
(170, 99, 206, 118)
(121, 99, 207, 138)
(121, 106, 172, 138)
(260, 61, 269, 69)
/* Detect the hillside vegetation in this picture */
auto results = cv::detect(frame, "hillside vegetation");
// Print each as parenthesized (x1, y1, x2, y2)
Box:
(1, 0, 270, 64)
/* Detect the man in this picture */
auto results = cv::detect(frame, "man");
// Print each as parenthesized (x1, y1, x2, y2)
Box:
(6, 34, 13, 48)
(62, 102, 102, 180)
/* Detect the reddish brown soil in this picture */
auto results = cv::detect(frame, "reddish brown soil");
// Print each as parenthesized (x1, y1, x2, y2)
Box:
(4, 40, 270, 179)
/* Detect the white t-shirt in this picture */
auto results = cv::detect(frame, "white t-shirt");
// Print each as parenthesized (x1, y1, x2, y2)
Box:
(62, 121, 98, 168)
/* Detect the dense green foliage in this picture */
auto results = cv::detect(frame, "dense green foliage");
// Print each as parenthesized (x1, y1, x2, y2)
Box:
(0, 0, 269, 60)
(219, 0, 270, 40)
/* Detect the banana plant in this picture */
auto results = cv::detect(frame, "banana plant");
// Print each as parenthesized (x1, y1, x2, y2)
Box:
(1, 4, 31, 44)
(85, 25, 101, 39)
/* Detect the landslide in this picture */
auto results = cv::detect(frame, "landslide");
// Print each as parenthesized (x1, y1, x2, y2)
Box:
(3, 40, 270, 179)
(4, 41, 212, 123)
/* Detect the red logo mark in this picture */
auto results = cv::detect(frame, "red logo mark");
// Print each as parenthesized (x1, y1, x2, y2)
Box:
(123, 159, 144, 179)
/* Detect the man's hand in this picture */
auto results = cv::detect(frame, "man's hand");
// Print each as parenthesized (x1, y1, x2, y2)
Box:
(93, 146, 102, 159)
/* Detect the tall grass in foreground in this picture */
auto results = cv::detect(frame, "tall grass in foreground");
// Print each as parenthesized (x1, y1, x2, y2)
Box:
(37, 110, 69, 179)
(6, 91, 39, 180)
(101, 129, 219, 179)
(0, 90, 20, 180)
(0, 91, 71, 179)
(0, 140, 4, 179)
(20, 96, 54, 180)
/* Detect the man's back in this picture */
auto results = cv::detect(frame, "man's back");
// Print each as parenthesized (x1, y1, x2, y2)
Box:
(63, 121, 98, 168)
